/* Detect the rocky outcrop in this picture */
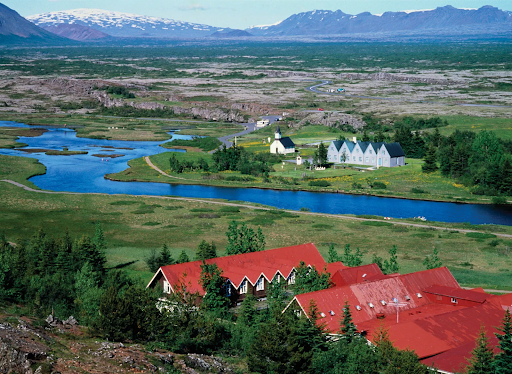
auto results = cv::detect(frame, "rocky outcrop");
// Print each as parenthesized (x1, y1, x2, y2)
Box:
(0, 322, 49, 374)
(172, 106, 245, 122)
(339, 72, 455, 85)
(264, 70, 314, 78)
(294, 111, 366, 130)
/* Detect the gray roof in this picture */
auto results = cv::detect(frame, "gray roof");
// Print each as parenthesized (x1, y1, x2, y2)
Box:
(332, 140, 344, 152)
(383, 142, 405, 157)
(279, 137, 295, 148)
(358, 141, 372, 153)
(343, 140, 356, 152)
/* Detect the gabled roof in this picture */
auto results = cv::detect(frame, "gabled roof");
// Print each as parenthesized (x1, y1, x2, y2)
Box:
(147, 243, 326, 296)
(357, 141, 372, 153)
(325, 261, 349, 276)
(331, 140, 344, 152)
(423, 285, 489, 303)
(343, 140, 356, 152)
(279, 137, 295, 148)
(383, 142, 405, 157)
(331, 263, 385, 287)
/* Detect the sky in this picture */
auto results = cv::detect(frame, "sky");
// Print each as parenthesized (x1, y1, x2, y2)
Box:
(4, 0, 512, 29)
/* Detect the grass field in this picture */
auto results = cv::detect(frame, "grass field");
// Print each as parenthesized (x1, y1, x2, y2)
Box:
(1, 154, 512, 290)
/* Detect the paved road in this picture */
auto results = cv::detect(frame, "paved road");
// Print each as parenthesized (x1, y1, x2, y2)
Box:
(305, 79, 512, 108)
(217, 115, 282, 148)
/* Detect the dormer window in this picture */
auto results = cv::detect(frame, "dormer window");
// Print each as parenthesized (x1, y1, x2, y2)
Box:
(288, 271, 296, 285)
(163, 279, 172, 294)
(256, 277, 265, 291)
(240, 280, 248, 294)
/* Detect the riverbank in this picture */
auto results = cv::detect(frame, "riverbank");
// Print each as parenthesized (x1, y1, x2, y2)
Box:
(107, 151, 510, 206)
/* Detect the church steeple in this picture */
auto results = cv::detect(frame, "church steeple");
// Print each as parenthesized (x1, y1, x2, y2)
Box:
(275, 125, 282, 140)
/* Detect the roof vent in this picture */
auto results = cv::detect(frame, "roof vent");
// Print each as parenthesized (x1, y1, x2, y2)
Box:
(356, 305, 362, 311)
(380, 300, 387, 306)
(362, 273, 367, 278)
(368, 302, 374, 308)
(392, 297, 398, 303)
(329, 310, 335, 316)
(320, 312, 326, 318)
(416, 293, 422, 298)
(405, 295, 411, 301)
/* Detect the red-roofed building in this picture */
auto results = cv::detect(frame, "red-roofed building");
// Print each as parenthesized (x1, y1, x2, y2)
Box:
(283, 265, 509, 373)
(146, 243, 327, 305)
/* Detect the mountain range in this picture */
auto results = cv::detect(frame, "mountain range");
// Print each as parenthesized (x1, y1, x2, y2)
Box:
(248, 5, 512, 35)
(1, 3, 512, 44)
(26, 8, 228, 39)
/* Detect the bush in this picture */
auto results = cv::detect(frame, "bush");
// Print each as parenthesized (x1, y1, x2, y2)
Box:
(465, 232, 497, 239)
(351, 182, 363, 189)
(308, 180, 331, 187)
(492, 196, 508, 205)
(411, 187, 427, 194)
(300, 207, 311, 212)
(373, 181, 387, 189)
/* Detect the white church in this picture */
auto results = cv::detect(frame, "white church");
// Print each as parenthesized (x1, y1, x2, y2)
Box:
(270, 126, 295, 154)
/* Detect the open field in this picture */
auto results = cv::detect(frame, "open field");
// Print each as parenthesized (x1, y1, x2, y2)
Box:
(1, 155, 512, 290)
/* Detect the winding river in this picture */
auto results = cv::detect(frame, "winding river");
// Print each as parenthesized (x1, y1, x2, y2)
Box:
(1, 121, 512, 225)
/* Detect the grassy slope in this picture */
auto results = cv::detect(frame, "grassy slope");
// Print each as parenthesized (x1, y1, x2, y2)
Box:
(1, 155, 512, 290)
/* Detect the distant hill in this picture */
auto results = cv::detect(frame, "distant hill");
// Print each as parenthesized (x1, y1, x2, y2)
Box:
(0, 2, 69, 44)
(210, 30, 252, 38)
(248, 5, 512, 36)
(42, 24, 111, 41)
(28, 8, 230, 38)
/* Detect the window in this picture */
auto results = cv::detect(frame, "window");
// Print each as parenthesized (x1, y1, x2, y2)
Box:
(451, 297, 458, 304)
(275, 274, 281, 283)
(353, 156, 356, 161)
(256, 277, 264, 291)
(359, 157, 362, 162)
(385, 159, 388, 165)
(371, 158, 375, 163)
(288, 271, 296, 285)
(240, 280, 248, 294)
(334, 155, 337, 161)
(163, 279, 172, 294)
(365, 157, 369, 163)
(225, 282, 231, 296)
(369, 150, 373, 154)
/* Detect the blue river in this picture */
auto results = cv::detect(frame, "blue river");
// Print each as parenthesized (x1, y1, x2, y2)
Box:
(1, 121, 511, 225)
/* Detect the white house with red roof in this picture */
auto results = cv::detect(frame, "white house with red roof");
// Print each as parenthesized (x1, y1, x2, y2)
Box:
(283, 265, 509, 374)
(146, 243, 330, 305)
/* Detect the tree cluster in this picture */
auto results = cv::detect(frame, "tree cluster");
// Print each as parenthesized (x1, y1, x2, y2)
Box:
(169, 154, 209, 173)
(225, 221, 265, 255)
(212, 145, 279, 177)
(293, 261, 331, 295)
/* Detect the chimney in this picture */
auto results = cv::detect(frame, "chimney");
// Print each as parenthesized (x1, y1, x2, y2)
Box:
(352, 136, 357, 143)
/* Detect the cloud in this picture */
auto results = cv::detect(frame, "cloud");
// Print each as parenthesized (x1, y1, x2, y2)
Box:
(179, 4, 207, 11)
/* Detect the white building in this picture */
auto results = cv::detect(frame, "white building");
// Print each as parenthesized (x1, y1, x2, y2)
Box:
(270, 126, 295, 154)
(327, 138, 405, 167)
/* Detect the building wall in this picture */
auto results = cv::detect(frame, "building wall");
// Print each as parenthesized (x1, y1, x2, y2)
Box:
(270, 140, 284, 154)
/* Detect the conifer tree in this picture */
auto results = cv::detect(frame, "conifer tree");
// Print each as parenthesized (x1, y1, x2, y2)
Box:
(225, 221, 265, 255)
(362, 129, 370, 142)
(159, 243, 173, 265)
(199, 262, 230, 315)
(499, 158, 512, 195)
(423, 247, 442, 270)
(327, 244, 339, 263)
(494, 309, 512, 374)
(422, 145, 438, 173)
(340, 301, 357, 343)
(196, 240, 217, 260)
(383, 245, 400, 274)
(466, 326, 495, 374)
(176, 250, 190, 264)
(93, 223, 107, 253)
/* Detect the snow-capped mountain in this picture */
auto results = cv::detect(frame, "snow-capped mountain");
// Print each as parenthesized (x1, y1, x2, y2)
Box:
(248, 5, 512, 36)
(27, 9, 228, 38)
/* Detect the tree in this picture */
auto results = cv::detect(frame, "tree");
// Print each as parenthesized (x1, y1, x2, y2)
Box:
(342, 244, 363, 267)
(494, 309, 512, 374)
(327, 244, 339, 263)
(362, 129, 371, 142)
(466, 326, 495, 374)
(225, 221, 265, 255)
(372, 253, 385, 272)
(383, 245, 400, 274)
(340, 301, 357, 344)
(314, 142, 328, 166)
(199, 262, 230, 315)
(146, 244, 174, 273)
(93, 223, 107, 254)
(423, 247, 442, 270)
(499, 158, 512, 195)
(196, 240, 217, 260)
(375, 129, 386, 143)
(232, 294, 259, 355)
(176, 250, 190, 264)
(293, 261, 331, 295)
(74, 262, 102, 326)
(74, 235, 106, 274)
(422, 145, 438, 173)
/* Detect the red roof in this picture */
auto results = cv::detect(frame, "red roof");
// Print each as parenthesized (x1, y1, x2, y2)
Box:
(325, 262, 349, 277)
(423, 285, 489, 303)
(330, 263, 385, 287)
(421, 335, 500, 373)
(359, 303, 506, 359)
(147, 243, 326, 295)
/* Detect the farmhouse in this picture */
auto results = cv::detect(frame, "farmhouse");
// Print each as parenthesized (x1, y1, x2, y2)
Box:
(327, 138, 405, 167)
(284, 264, 510, 374)
(270, 126, 295, 154)
(146, 243, 336, 305)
